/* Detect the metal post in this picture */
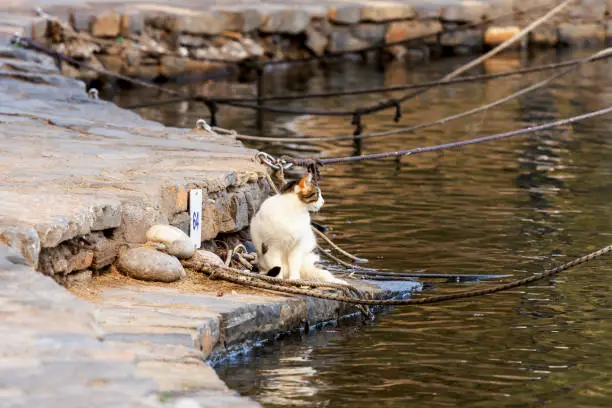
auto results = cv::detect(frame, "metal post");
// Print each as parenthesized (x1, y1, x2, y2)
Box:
(256, 64, 264, 131)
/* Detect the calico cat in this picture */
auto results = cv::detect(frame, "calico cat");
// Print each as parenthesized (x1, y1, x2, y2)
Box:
(250, 173, 345, 284)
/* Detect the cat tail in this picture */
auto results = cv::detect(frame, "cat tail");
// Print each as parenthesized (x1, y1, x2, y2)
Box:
(300, 253, 346, 284)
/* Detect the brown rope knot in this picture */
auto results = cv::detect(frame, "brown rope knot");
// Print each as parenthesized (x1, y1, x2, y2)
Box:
(280, 155, 324, 182)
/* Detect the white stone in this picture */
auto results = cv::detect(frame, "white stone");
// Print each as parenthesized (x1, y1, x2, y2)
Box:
(146, 224, 195, 259)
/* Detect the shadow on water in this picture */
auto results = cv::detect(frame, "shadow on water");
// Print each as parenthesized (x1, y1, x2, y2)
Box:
(109, 49, 612, 407)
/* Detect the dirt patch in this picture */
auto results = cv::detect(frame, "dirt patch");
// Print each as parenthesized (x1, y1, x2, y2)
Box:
(68, 264, 279, 303)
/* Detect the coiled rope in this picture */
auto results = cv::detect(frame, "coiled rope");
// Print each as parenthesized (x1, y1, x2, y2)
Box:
(185, 245, 612, 306)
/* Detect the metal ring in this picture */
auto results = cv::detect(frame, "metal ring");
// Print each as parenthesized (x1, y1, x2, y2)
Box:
(196, 119, 217, 134)
(255, 152, 281, 169)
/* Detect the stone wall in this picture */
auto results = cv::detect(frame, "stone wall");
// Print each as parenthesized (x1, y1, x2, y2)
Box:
(14, 0, 612, 83)
(0, 45, 269, 287)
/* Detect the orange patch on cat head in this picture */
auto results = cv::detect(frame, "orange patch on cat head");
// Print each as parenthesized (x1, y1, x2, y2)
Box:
(297, 173, 312, 191)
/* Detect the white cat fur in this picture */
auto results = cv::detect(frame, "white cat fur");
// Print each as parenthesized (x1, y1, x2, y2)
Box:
(250, 178, 345, 284)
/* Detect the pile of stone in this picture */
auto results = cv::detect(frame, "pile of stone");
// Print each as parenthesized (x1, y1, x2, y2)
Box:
(31, 2, 495, 82)
(5, 1, 612, 83)
(117, 224, 225, 283)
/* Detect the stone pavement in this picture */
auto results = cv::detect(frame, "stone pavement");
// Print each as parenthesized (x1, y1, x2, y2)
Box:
(0, 40, 422, 408)
(0, 244, 260, 408)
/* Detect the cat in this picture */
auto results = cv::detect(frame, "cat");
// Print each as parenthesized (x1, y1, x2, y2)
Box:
(250, 173, 345, 284)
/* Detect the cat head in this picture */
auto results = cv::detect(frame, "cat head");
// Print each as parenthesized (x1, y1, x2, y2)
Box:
(282, 173, 325, 212)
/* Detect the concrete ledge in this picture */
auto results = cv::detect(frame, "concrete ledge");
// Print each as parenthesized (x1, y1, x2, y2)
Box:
(0, 46, 267, 279)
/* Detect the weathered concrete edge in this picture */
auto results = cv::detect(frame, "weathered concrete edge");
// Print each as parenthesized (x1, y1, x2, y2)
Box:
(202, 280, 422, 365)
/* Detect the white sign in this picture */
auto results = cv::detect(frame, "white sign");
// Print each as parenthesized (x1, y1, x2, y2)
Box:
(189, 189, 203, 249)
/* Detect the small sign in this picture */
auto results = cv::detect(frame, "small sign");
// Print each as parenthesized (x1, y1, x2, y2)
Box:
(189, 189, 203, 249)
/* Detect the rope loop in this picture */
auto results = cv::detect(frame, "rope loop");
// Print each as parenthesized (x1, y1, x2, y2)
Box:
(195, 119, 217, 134)
(87, 88, 99, 100)
(281, 155, 323, 182)
(255, 152, 293, 171)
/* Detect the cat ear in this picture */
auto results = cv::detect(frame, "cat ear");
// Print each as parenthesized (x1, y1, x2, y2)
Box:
(297, 173, 312, 191)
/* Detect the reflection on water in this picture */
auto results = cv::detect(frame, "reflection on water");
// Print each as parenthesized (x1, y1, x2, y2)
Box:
(110, 50, 612, 407)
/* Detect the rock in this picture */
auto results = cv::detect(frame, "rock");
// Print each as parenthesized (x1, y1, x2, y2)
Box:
(183, 59, 220, 76)
(64, 40, 101, 60)
(184, 249, 224, 269)
(146, 225, 195, 259)
(71, 8, 93, 32)
(117, 247, 186, 282)
(352, 24, 387, 44)
(360, 4, 415, 22)
(121, 10, 145, 36)
(260, 7, 310, 34)
(114, 202, 167, 244)
(88, 232, 119, 270)
(160, 55, 185, 78)
(329, 27, 371, 53)
(306, 26, 328, 56)
(219, 41, 249, 61)
(440, 29, 482, 48)
(63, 269, 93, 285)
(237, 38, 261, 57)
(97, 54, 124, 73)
(441, 1, 490, 23)
(159, 10, 229, 35)
(38, 238, 94, 276)
(385, 20, 443, 45)
(484, 26, 521, 46)
(192, 47, 223, 60)
(218, 9, 263, 32)
(91, 11, 122, 37)
(327, 5, 361, 24)
(178, 34, 208, 48)
(0, 227, 40, 267)
(531, 25, 558, 47)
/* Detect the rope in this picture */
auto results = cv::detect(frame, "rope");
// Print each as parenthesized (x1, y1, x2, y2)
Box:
(14, 1, 570, 124)
(233, 47, 612, 144)
(313, 228, 368, 263)
(123, 56, 606, 111)
(308, 104, 612, 165)
(176, 0, 575, 119)
(190, 244, 612, 306)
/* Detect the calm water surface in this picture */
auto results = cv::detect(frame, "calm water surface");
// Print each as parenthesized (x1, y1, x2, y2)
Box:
(110, 50, 612, 407)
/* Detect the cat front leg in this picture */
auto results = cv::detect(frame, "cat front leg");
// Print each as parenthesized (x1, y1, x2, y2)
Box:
(287, 244, 307, 281)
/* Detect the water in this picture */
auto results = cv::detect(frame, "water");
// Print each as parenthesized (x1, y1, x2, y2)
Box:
(109, 50, 612, 407)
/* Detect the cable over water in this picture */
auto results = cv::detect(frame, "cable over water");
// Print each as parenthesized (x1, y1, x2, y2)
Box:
(312, 105, 612, 165)
(232, 47, 612, 143)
